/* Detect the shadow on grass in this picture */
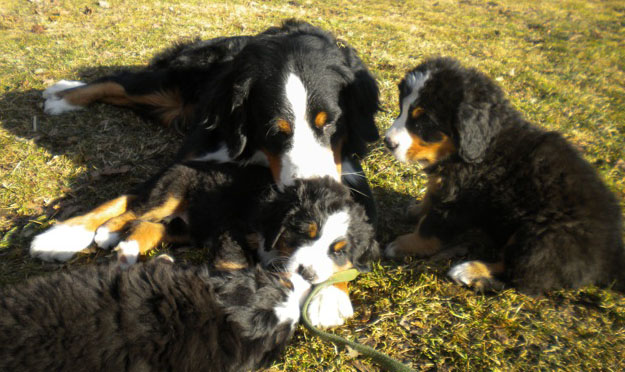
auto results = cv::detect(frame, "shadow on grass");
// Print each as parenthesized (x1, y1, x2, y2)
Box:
(0, 66, 182, 279)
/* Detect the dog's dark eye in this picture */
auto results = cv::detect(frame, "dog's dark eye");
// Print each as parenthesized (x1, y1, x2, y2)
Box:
(330, 240, 347, 253)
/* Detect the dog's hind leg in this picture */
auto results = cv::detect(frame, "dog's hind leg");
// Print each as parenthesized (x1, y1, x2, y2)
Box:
(30, 195, 135, 262)
(113, 193, 188, 266)
(43, 71, 196, 129)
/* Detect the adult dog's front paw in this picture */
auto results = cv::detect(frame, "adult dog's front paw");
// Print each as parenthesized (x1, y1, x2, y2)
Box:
(30, 224, 95, 262)
(306, 285, 354, 328)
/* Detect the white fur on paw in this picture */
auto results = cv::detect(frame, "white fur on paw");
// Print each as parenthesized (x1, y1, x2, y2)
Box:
(155, 254, 175, 263)
(115, 240, 139, 268)
(42, 80, 85, 115)
(306, 285, 354, 328)
(94, 226, 120, 249)
(448, 262, 475, 286)
(30, 224, 95, 262)
(384, 240, 400, 259)
(274, 274, 311, 327)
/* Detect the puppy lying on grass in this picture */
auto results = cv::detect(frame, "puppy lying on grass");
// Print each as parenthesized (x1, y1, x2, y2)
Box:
(0, 256, 310, 372)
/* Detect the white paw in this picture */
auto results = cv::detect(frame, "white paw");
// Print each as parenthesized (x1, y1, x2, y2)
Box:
(94, 226, 120, 249)
(42, 80, 85, 115)
(30, 224, 95, 262)
(115, 240, 139, 268)
(306, 285, 354, 328)
(384, 240, 400, 259)
(447, 261, 474, 286)
(274, 274, 311, 327)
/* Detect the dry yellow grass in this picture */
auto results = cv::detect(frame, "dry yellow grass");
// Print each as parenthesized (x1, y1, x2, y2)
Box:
(1, 0, 624, 370)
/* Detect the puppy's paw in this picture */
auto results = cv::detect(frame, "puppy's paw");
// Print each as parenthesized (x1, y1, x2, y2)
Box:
(448, 261, 504, 292)
(384, 240, 402, 259)
(115, 240, 140, 269)
(30, 224, 95, 262)
(42, 80, 85, 115)
(306, 285, 354, 328)
(94, 226, 121, 249)
(385, 232, 441, 259)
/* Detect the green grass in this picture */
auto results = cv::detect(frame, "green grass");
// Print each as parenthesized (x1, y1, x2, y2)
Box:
(1, 0, 625, 370)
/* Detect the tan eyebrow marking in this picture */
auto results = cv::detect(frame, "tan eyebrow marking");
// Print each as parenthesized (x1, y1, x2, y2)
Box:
(411, 107, 424, 119)
(277, 119, 292, 134)
(314, 111, 327, 128)
(332, 240, 347, 252)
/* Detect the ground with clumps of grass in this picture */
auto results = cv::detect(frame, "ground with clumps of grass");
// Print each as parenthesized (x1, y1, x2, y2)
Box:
(1, 0, 624, 370)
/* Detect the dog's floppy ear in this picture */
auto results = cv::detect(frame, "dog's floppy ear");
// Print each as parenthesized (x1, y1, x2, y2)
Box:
(456, 101, 495, 163)
(337, 44, 380, 157)
(453, 66, 508, 163)
(256, 187, 297, 252)
(346, 204, 380, 272)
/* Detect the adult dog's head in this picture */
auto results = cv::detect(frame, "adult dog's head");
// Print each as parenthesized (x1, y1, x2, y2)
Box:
(204, 20, 379, 187)
(255, 177, 379, 284)
(384, 57, 508, 167)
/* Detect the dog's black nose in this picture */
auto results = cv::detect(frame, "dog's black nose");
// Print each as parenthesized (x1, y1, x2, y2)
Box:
(296, 265, 317, 282)
(384, 136, 398, 151)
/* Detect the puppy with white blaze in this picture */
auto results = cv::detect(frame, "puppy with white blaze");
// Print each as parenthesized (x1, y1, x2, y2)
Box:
(384, 57, 625, 294)
(0, 256, 311, 372)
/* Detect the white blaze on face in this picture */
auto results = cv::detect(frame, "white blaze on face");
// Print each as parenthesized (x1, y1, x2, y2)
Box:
(384, 71, 430, 163)
(286, 210, 350, 284)
(279, 73, 339, 186)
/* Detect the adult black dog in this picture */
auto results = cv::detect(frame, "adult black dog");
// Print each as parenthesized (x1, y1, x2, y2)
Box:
(384, 57, 624, 294)
(0, 257, 311, 372)
(41, 19, 380, 221)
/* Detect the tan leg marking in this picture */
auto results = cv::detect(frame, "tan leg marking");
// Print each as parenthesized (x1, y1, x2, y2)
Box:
(448, 260, 505, 292)
(122, 221, 167, 256)
(64, 195, 135, 231)
(59, 83, 190, 127)
(390, 231, 442, 257)
(138, 195, 187, 222)
(99, 210, 137, 234)
(59, 82, 128, 107)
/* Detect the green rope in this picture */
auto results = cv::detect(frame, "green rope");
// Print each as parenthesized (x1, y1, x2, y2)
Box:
(301, 269, 416, 372)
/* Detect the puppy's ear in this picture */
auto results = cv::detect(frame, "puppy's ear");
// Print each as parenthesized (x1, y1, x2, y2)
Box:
(346, 205, 380, 272)
(456, 101, 498, 163)
(337, 44, 380, 157)
(256, 187, 297, 252)
(353, 239, 380, 272)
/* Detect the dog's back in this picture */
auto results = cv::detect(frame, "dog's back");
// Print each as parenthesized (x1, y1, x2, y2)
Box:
(0, 260, 307, 372)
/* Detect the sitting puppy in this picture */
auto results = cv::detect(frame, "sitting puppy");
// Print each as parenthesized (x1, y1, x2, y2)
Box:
(0, 256, 310, 372)
(30, 163, 379, 327)
(384, 57, 625, 294)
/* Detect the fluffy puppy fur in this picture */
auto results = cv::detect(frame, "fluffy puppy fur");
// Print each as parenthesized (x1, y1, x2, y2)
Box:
(30, 163, 379, 327)
(40, 19, 380, 221)
(0, 258, 311, 372)
(384, 57, 625, 294)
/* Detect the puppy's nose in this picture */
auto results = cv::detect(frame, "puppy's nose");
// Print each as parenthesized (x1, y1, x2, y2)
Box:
(296, 265, 317, 282)
(384, 136, 398, 151)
